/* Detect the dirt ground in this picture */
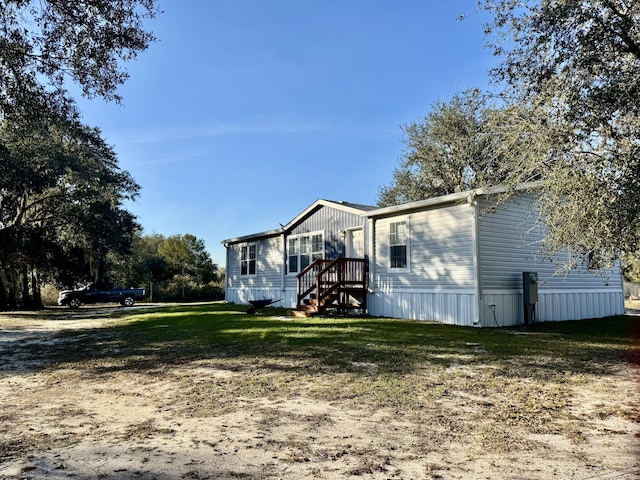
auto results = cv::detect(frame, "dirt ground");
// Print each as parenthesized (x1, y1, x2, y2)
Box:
(0, 306, 639, 480)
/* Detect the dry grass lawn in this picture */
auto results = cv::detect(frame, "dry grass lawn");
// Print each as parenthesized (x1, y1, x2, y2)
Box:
(0, 303, 638, 479)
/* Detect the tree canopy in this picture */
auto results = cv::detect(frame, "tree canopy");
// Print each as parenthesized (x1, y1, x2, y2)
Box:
(479, 0, 640, 268)
(0, 0, 158, 308)
(0, 115, 140, 307)
(1, 0, 158, 117)
(378, 89, 508, 206)
(110, 233, 223, 302)
(381, 1, 639, 269)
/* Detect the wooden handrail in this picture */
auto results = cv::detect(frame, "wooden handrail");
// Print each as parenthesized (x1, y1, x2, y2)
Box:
(297, 258, 367, 311)
(297, 259, 332, 303)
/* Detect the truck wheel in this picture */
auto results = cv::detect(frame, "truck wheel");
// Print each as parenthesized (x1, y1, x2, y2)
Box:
(68, 297, 81, 309)
(122, 296, 135, 307)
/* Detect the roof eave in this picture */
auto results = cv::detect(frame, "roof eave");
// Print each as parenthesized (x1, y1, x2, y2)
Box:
(283, 199, 374, 230)
(221, 228, 284, 246)
(363, 182, 544, 218)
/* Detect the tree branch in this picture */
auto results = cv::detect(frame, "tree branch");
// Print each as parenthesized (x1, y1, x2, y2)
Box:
(600, 0, 640, 59)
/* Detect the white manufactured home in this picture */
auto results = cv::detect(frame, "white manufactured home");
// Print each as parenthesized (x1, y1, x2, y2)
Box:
(222, 187, 624, 326)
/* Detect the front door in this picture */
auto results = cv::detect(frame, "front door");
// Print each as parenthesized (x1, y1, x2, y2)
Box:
(345, 228, 364, 258)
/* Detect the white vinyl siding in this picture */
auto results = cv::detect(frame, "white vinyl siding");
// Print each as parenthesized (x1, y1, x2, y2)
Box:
(227, 236, 283, 291)
(479, 290, 623, 326)
(476, 194, 623, 325)
(477, 194, 622, 292)
(284, 204, 365, 288)
(225, 191, 624, 324)
(373, 204, 475, 291)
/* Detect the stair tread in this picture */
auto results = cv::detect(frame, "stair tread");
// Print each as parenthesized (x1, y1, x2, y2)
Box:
(296, 259, 368, 314)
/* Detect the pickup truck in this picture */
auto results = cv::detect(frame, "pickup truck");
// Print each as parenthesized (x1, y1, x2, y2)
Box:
(58, 283, 146, 308)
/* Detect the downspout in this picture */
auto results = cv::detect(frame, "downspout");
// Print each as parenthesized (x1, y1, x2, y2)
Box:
(281, 232, 286, 295)
(368, 217, 376, 295)
(363, 218, 372, 314)
(469, 195, 482, 326)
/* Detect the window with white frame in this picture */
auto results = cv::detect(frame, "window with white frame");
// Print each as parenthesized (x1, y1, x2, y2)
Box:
(288, 232, 323, 273)
(300, 236, 310, 271)
(240, 244, 256, 275)
(389, 221, 408, 269)
(311, 234, 323, 262)
(288, 238, 299, 273)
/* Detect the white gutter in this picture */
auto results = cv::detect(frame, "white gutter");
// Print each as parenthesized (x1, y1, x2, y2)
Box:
(221, 228, 283, 246)
(363, 181, 545, 219)
(281, 232, 286, 292)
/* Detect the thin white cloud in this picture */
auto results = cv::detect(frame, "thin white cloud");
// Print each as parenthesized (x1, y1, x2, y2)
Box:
(110, 116, 330, 146)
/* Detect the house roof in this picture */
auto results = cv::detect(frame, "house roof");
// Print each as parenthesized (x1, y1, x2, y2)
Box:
(329, 200, 378, 212)
(364, 190, 474, 219)
(363, 182, 545, 219)
(221, 228, 283, 245)
(221, 183, 543, 245)
(285, 199, 375, 231)
(221, 198, 376, 245)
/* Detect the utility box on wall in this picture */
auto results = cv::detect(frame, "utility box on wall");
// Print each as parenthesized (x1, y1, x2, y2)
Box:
(523, 271, 538, 304)
(523, 271, 538, 325)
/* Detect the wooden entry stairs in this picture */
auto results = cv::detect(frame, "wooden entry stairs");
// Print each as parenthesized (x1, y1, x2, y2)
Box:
(294, 258, 367, 316)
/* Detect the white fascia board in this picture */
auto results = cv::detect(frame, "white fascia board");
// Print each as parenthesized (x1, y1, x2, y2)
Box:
(364, 191, 471, 219)
(283, 199, 372, 230)
(221, 199, 371, 246)
(221, 228, 283, 246)
(363, 182, 544, 219)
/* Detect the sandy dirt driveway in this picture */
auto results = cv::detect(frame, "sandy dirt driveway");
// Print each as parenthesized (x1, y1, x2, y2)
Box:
(0, 305, 639, 479)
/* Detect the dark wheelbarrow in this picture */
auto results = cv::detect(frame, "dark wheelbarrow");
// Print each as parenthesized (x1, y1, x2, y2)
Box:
(246, 298, 283, 314)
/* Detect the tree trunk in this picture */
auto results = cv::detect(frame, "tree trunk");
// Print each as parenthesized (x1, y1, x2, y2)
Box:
(4, 267, 18, 310)
(7, 285, 17, 310)
(0, 278, 7, 311)
(31, 269, 44, 310)
(21, 264, 29, 309)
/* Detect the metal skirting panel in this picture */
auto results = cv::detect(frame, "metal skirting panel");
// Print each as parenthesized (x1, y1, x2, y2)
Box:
(226, 288, 624, 327)
(367, 290, 477, 326)
(480, 293, 522, 327)
(480, 290, 625, 326)
(226, 288, 297, 309)
(537, 291, 624, 321)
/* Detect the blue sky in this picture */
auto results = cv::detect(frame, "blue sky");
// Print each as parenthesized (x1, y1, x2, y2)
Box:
(75, 1, 497, 267)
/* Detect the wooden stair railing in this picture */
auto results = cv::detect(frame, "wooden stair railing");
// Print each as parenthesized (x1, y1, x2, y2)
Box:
(296, 258, 367, 315)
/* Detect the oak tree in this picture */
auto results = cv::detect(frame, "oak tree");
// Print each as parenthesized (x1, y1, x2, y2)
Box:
(378, 89, 508, 206)
(1, 0, 158, 117)
(0, 117, 140, 307)
(480, 0, 640, 268)
(0, 0, 158, 308)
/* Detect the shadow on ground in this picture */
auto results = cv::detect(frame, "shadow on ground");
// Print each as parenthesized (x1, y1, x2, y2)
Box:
(1, 303, 638, 380)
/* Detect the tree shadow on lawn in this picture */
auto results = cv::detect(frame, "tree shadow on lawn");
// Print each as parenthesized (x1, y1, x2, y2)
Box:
(3, 303, 639, 379)
(0, 304, 159, 322)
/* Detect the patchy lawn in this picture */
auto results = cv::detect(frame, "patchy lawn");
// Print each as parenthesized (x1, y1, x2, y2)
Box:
(0, 303, 638, 479)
